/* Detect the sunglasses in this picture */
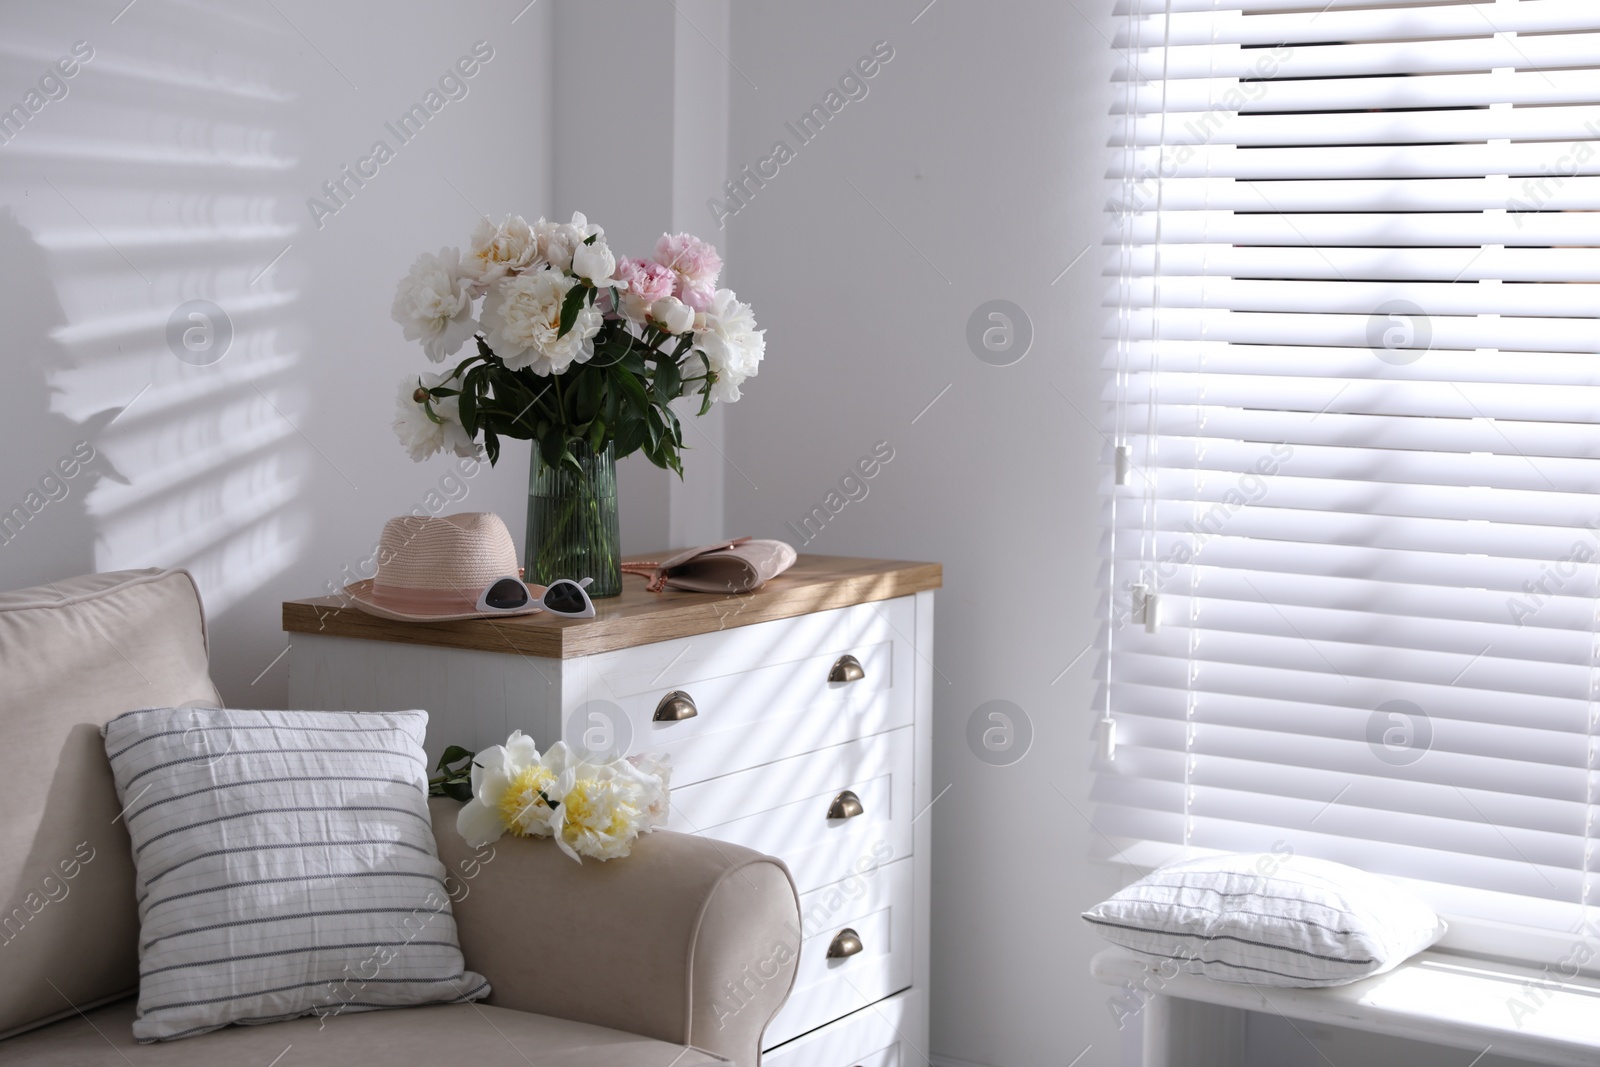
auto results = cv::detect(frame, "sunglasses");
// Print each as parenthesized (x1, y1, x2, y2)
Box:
(474, 576, 537, 613)
(540, 577, 596, 618)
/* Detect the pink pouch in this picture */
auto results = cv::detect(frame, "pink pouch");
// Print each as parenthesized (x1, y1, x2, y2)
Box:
(622, 537, 797, 593)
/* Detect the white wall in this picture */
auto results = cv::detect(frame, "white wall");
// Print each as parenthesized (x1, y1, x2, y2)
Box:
(0, 0, 553, 704)
(717, 2, 1127, 1063)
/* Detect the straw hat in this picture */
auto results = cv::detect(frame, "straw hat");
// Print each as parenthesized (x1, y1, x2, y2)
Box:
(343, 512, 542, 622)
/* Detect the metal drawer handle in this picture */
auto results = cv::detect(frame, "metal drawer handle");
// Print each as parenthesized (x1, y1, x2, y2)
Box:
(827, 928, 864, 959)
(829, 654, 865, 683)
(827, 790, 864, 820)
(653, 690, 698, 721)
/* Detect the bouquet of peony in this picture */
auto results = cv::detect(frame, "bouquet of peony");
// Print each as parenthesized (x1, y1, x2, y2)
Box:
(390, 213, 763, 476)
(436, 732, 670, 863)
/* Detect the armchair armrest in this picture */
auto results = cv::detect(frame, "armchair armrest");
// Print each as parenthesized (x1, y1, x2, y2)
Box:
(430, 797, 801, 1066)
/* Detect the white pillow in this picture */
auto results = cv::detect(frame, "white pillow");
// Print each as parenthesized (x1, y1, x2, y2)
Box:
(102, 707, 488, 1042)
(1083, 852, 1446, 987)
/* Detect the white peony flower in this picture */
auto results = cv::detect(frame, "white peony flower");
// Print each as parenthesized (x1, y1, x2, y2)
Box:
(393, 371, 481, 462)
(571, 235, 620, 288)
(452, 732, 670, 860)
(391, 248, 477, 362)
(465, 214, 538, 291)
(625, 752, 673, 829)
(480, 269, 603, 376)
(692, 289, 765, 403)
(455, 730, 554, 847)
(651, 295, 695, 335)
(534, 211, 602, 273)
(542, 742, 666, 863)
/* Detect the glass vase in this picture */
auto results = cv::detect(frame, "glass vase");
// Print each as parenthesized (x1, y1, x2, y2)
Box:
(525, 440, 621, 598)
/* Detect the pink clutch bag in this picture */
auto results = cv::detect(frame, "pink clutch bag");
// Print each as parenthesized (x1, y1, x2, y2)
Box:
(621, 537, 797, 593)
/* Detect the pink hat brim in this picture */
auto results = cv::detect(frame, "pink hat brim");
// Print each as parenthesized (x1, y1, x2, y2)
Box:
(341, 578, 547, 623)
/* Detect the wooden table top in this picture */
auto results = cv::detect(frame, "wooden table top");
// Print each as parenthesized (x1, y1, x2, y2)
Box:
(282, 554, 941, 659)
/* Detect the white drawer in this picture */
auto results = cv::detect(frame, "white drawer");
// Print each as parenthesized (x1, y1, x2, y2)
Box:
(589, 597, 914, 699)
(764, 857, 914, 1048)
(564, 600, 915, 785)
(762, 987, 921, 1064)
(772, 1038, 897, 1067)
(667, 728, 913, 894)
(849, 1045, 900, 1067)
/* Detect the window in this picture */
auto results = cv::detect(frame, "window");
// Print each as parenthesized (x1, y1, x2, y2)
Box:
(1100, 0, 1600, 956)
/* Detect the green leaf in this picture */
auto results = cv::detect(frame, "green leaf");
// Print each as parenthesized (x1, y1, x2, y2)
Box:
(615, 419, 646, 459)
(617, 346, 648, 376)
(484, 425, 501, 466)
(603, 378, 618, 425)
(539, 426, 565, 469)
(573, 366, 600, 422)
(442, 780, 474, 802)
(653, 357, 682, 404)
(615, 367, 650, 415)
(437, 745, 474, 770)
(588, 416, 606, 453)
(458, 369, 479, 435)
(642, 433, 681, 475)
(556, 281, 589, 339)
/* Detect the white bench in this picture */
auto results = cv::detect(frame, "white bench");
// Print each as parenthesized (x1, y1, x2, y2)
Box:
(1092, 947, 1600, 1067)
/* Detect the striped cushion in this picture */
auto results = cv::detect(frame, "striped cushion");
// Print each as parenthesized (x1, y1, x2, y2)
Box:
(1082, 853, 1446, 987)
(102, 707, 488, 1042)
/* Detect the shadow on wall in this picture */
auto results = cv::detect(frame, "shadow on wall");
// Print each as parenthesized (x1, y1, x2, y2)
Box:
(0, 207, 126, 584)
(0, 2, 311, 624)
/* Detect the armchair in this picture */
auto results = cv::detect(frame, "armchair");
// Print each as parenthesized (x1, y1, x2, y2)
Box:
(0, 568, 799, 1066)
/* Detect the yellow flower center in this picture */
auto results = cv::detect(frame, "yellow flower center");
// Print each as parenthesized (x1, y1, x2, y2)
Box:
(498, 765, 555, 835)
(561, 778, 635, 841)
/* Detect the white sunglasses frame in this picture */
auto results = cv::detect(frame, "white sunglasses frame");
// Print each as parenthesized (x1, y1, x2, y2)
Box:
(541, 577, 596, 618)
(472, 575, 538, 614)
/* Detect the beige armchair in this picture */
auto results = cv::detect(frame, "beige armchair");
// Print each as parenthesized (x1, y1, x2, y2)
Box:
(0, 569, 799, 1065)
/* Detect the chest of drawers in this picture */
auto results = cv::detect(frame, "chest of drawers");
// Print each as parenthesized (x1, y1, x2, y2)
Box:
(282, 554, 938, 1065)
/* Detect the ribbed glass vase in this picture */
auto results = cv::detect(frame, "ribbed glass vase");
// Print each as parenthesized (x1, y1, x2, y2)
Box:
(524, 440, 621, 598)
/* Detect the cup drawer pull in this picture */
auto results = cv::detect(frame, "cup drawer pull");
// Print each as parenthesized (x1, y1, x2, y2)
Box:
(827, 790, 865, 820)
(653, 690, 698, 721)
(829, 654, 866, 683)
(827, 928, 864, 959)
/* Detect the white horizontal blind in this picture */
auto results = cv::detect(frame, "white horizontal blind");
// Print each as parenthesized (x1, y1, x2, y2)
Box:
(1100, 0, 1600, 940)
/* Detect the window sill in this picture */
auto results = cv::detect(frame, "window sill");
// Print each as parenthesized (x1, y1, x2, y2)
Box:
(1091, 947, 1600, 1067)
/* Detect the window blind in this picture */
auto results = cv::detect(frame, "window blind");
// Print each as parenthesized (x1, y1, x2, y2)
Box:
(1099, 0, 1600, 945)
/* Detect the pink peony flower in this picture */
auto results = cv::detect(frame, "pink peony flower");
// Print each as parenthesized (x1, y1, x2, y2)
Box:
(617, 256, 676, 300)
(678, 281, 716, 312)
(653, 233, 722, 310)
(613, 256, 676, 321)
